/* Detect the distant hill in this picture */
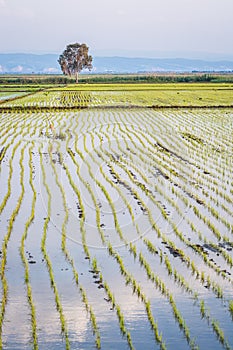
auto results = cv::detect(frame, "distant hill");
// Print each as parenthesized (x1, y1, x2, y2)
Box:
(93, 57, 233, 73)
(0, 54, 60, 74)
(0, 53, 233, 74)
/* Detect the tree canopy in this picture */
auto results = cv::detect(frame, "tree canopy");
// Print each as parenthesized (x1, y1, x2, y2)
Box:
(58, 43, 92, 83)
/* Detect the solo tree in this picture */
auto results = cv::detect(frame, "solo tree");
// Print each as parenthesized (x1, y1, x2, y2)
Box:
(58, 43, 93, 83)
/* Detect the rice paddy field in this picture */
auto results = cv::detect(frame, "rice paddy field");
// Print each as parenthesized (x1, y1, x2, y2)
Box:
(0, 82, 233, 350)
(1, 83, 233, 109)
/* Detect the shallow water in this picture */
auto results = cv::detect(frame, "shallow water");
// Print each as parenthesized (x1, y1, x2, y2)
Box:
(0, 109, 232, 349)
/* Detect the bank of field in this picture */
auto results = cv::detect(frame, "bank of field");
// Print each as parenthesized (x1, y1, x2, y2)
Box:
(0, 84, 233, 350)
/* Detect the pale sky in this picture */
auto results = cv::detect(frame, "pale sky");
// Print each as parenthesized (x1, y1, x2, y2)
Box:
(0, 0, 233, 59)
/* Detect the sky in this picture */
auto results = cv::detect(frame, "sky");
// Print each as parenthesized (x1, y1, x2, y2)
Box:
(0, 0, 233, 59)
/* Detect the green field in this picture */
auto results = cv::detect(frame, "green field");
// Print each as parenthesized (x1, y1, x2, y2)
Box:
(1, 82, 233, 109)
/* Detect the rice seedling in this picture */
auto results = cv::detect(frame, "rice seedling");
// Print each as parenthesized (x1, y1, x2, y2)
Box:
(0, 142, 28, 345)
(211, 320, 231, 350)
(229, 301, 233, 319)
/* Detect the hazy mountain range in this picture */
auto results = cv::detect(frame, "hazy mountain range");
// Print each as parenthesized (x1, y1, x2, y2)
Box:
(0, 53, 233, 74)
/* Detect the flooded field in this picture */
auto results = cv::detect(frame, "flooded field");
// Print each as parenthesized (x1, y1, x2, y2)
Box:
(0, 106, 233, 349)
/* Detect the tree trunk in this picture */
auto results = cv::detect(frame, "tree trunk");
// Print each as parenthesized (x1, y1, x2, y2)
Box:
(75, 71, 79, 83)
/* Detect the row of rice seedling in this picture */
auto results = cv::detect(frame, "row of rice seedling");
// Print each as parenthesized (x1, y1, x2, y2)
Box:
(92, 112, 232, 311)
(0, 106, 232, 349)
(71, 114, 202, 348)
(49, 122, 141, 348)
(32, 108, 233, 349)
(0, 112, 23, 140)
(106, 243, 167, 350)
(135, 122, 231, 274)
(19, 143, 38, 350)
(133, 111, 233, 256)
(59, 85, 233, 107)
(48, 139, 102, 349)
(67, 118, 171, 348)
(113, 111, 233, 271)
(143, 237, 233, 347)
(117, 108, 230, 217)
(69, 117, 140, 342)
(137, 250, 197, 348)
(0, 91, 93, 108)
(125, 109, 229, 204)
(153, 121, 233, 222)
(156, 110, 233, 195)
(62, 153, 89, 257)
(39, 143, 70, 349)
(59, 113, 170, 348)
(93, 110, 213, 230)
(58, 91, 93, 107)
(92, 124, 228, 345)
(91, 257, 135, 349)
(0, 113, 27, 170)
(63, 114, 127, 247)
(66, 144, 106, 245)
(91, 132, 136, 223)
(0, 92, 49, 108)
(110, 114, 232, 290)
(0, 143, 27, 347)
(82, 133, 128, 244)
(1, 83, 233, 108)
(111, 116, 232, 344)
(0, 140, 21, 214)
(0, 110, 100, 347)
(0, 92, 30, 102)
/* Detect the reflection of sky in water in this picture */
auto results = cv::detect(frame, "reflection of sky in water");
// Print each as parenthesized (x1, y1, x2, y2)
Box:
(1, 110, 233, 350)
(3, 235, 232, 350)
(2, 203, 233, 349)
(7, 292, 232, 349)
